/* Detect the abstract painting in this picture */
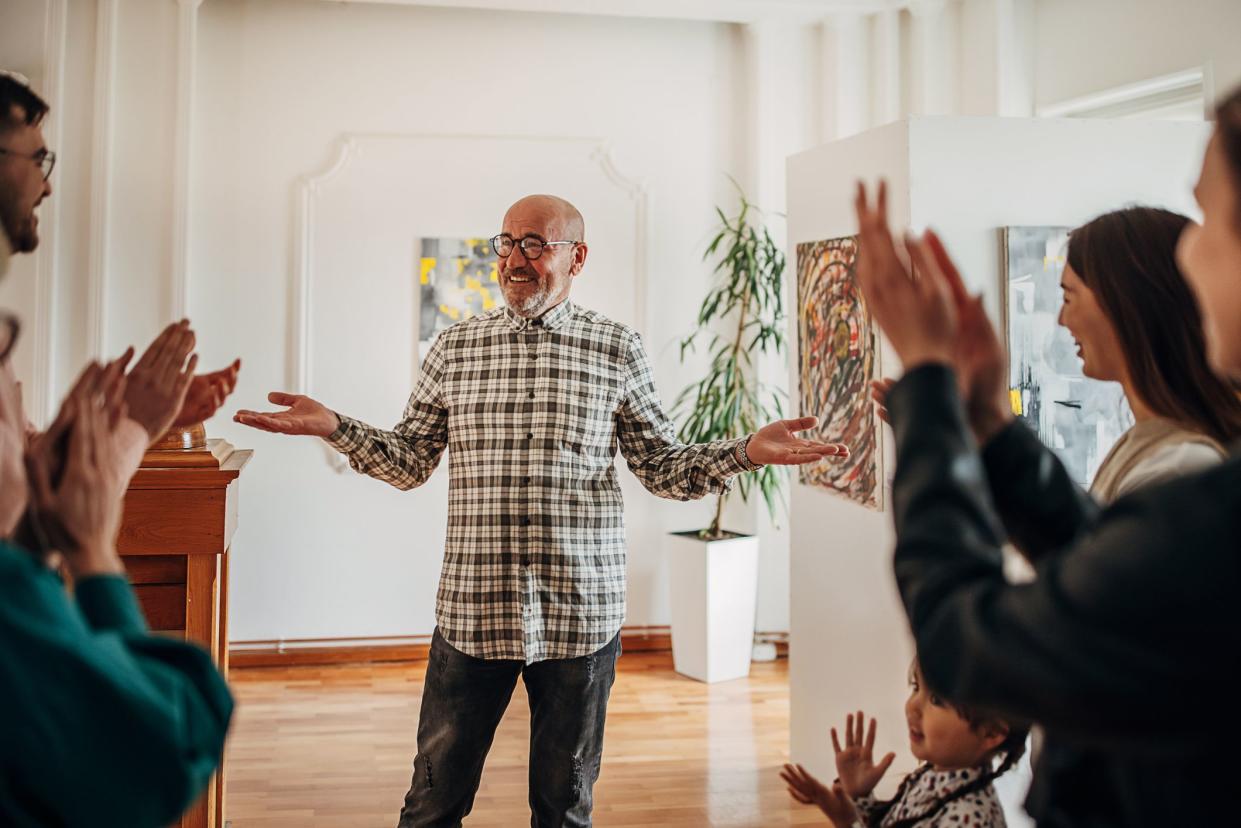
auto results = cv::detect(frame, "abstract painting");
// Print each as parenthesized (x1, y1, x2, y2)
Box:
(796, 236, 881, 510)
(417, 237, 503, 359)
(1003, 226, 1133, 487)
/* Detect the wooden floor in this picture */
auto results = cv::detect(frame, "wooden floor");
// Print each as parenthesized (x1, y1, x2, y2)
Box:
(224, 653, 822, 827)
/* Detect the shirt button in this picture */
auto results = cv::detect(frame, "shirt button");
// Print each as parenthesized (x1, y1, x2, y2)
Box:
(521, 517, 531, 527)
(529, 353, 538, 360)
(527, 391, 535, 399)
(526, 432, 533, 439)
(521, 555, 531, 567)
(523, 476, 531, 485)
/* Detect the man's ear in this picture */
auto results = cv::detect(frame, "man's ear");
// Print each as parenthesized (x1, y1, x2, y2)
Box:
(571, 242, 588, 277)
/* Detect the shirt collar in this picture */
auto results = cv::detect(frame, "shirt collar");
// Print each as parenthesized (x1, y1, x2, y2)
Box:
(504, 299, 573, 332)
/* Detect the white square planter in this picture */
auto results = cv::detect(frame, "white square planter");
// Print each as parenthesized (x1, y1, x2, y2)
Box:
(666, 531, 760, 683)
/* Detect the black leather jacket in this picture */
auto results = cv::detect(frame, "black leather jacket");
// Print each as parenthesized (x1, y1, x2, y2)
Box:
(887, 364, 1241, 826)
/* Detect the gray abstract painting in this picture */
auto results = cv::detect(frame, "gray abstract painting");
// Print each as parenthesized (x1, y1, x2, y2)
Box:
(1003, 227, 1133, 487)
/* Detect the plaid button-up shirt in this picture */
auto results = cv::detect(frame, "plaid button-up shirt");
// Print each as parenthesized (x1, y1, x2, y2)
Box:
(325, 301, 749, 662)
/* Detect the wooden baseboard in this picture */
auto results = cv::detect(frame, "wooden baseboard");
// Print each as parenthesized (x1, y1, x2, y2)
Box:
(230, 627, 788, 669)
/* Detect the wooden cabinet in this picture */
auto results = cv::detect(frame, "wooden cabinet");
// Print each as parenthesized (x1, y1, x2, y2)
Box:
(118, 434, 251, 828)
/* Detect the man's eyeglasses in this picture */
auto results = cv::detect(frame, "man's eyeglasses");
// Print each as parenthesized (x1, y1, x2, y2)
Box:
(0, 312, 21, 364)
(490, 234, 578, 261)
(0, 147, 56, 182)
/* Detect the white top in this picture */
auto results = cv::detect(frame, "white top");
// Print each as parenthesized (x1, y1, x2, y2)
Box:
(1113, 440, 1225, 500)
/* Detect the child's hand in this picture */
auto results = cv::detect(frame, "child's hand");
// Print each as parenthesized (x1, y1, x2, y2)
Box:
(781, 764, 862, 827)
(832, 710, 896, 799)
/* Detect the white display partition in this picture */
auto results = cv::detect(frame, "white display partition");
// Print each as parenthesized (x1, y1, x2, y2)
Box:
(787, 115, 1210, 824)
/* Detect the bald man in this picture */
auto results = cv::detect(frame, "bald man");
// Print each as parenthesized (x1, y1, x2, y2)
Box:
(236, 195, 845, 827)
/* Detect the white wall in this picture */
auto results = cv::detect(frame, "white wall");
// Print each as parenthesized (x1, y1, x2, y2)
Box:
(1034, 0, 1241, 110)
(787, 114, 1209, 820)
(191, 0, 767, 643)
(5, 0, 1236, 649)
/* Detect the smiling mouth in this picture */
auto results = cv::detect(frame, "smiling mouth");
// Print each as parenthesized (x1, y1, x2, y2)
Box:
(909, 728, 924, 742)
(508, 275, 535, 284)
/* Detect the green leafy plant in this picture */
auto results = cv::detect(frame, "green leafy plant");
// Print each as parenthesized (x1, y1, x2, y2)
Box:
(673, 187, 788, 541)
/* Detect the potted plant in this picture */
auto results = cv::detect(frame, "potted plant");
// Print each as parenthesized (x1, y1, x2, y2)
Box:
(667, 188, 788, 683)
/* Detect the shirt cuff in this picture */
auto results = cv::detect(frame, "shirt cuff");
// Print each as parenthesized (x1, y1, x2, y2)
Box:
(717, 436, 754, 476)
(323, 413, 365, 453)
(75, 574, 149, 635)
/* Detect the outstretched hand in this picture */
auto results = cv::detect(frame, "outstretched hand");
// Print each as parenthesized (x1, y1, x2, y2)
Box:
(833, 710, 896, 800)
(234, 392, 339, 438)
(746, 416, 849, 466)
(780, 764, 862, 828)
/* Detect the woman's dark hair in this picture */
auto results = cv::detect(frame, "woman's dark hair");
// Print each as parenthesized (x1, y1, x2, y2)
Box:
(1216, 85, 1241, 217)
(1066, 206, 1241, 445)
(867, 664, 1029, 827)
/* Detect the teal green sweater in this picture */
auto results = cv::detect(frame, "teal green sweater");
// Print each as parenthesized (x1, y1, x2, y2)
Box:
(0, 541, 234, 827)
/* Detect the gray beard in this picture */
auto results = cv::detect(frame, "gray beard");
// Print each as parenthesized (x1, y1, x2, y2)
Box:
(506, 284, 552, 317)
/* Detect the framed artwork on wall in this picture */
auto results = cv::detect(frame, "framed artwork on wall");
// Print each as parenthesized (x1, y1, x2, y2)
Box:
(417, 237, 503, 360)
(795, 235, 882, 510)
(1002, 226, 1133, 487)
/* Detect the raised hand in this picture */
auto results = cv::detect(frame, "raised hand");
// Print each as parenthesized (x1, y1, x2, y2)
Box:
(780, 764, 862, 827)
(832, 710, 896, 800)
(919, 231, 1013, 442)
(745, 416, 849, 466)
(854, 181, 957, 370)
(124, 320, 198, 442)
(174, 358, 242, 428)
(25, 361, 130, 577)
(234, 392, 339, 438)
(867, 230, 1014, 442)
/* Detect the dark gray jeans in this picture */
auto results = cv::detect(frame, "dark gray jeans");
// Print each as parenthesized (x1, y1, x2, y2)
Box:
(396, 629, 620, 828)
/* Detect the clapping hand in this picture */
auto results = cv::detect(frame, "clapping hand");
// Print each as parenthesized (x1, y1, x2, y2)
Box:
(174, 358, 241, 429)
(853, 181, 956, 371)
(124, 320, 198, 443)
(833, 711, 896, 800)
(855, 182, 1014, 442)
(745, 416, 849, 466)
(25, 360, 130, 577)
(780, 763, 862, 828)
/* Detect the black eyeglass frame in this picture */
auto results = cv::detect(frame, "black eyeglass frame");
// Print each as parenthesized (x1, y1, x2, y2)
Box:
(0, 146, 56, 181)
(490, 233, 579, 261)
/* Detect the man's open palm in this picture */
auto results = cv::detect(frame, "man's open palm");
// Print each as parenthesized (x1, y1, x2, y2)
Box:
(234, 392, 338, 438)
(746, 416, 849, 466)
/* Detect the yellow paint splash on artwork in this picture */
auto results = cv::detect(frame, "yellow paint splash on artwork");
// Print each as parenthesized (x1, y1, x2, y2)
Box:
(1009, 388, 1023, 416)
(489, 262, 499, 283)
(420, 258, 436, 285)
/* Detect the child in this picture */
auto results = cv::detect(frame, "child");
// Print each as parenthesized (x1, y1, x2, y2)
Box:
(781, 660, 1028, 827)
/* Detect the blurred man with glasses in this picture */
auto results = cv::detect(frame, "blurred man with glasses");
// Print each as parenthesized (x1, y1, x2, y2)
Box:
(237, 193, 849, 826)
(1, 71, 239, 827)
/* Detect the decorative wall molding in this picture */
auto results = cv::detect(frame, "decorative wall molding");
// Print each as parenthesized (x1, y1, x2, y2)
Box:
(326, 0, 900, 25)
(169, 0, 205, 321)
(1036, 67, 1208, 120)
(87, 0, 119, 358)
(33, 0, 69, 423)
(290, 131, 651, 388)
